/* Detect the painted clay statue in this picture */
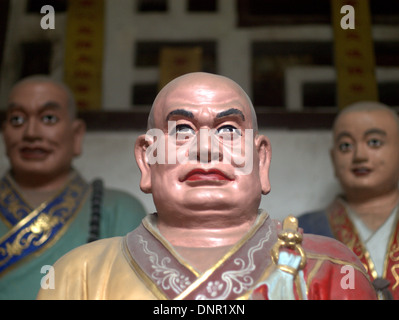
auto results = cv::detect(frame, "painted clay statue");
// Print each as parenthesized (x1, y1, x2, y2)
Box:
(37, 73, 376, 300)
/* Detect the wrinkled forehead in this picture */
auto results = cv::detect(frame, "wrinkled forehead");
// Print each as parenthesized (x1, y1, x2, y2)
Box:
(151, 74, 255, 127)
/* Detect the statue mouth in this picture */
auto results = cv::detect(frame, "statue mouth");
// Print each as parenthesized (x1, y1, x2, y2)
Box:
(351, 167, 371, 176)
(183, 169, 233, 182)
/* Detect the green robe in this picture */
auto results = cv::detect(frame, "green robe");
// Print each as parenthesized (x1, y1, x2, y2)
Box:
(0, 171, 147, 300)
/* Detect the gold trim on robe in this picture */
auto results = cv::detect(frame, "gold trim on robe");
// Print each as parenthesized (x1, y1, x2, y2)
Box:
(0, 174, 34, 228)
(0, 173, 90, 277)
(327, 197, 399, 298)
(123, 211, 278, 300)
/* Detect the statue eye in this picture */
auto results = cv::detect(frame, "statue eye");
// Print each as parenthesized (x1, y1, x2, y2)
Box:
(9, 115, 25, 126)
(338, 142, 352, 152)
(175, 124, 195, 135)
(173, 124, 196, 142)
(216, 125, 242, 141)
(42, 114, 59, 124)
(367, 138, 383, 148)
(217, 125, 241, 134)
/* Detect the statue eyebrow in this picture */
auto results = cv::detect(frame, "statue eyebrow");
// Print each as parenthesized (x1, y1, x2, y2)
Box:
(7, 102, 19, 110)
(7, 101, 61, 112)
(335, 128, 387, 142)
(165, 107, 245, 122)
(364, 128, 387, 136)
(166, 109, 194, 121)
(335, 131, 352, 142)
(216, 108, 245, 121)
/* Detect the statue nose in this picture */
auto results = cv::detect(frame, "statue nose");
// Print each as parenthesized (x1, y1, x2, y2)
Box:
(188, 129, 222, 163)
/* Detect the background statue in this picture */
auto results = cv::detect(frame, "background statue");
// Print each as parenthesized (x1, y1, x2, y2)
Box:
(298, 101, 399, 299)
(0, 76, 147, 299)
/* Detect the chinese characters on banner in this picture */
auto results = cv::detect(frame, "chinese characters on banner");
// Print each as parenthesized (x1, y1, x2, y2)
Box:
(159, 47, 203, 90)
(64, 0, 104, 110)
(331, 0, 378, 109)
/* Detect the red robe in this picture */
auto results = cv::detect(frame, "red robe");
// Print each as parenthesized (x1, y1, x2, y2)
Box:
(252, 229, 377, 300)
(299, 197, 399, 299)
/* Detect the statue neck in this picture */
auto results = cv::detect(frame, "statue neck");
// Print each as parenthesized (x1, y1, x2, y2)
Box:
(157, 213, 258, 248)
(345, 188, 399, 231)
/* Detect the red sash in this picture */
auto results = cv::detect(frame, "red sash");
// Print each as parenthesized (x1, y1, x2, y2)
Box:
(327, 198, 399, 298)
(123, 212, 277, 300)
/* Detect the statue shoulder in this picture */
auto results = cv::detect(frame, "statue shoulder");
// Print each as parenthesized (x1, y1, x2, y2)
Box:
(302, 233, 362, 267)
(37, 237, 124, 299)
(55, 237, 123, 267)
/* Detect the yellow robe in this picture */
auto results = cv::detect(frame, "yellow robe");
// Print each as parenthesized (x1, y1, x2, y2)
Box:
(37, 236, 157, 299)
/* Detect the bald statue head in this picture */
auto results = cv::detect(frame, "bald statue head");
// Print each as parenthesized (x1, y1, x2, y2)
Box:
(332, 101, 399, 132)
(330, 101, 399, 200)
(2, 75, 85, 189)
(9, 75, 77, 119)
(135, 72, 271, 229)
(147, 72, 258, 132)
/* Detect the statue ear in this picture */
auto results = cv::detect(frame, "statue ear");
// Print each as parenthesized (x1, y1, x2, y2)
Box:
(72, 119, 86, 157)
(256, 134, 272, 195)
(134, 134, 152, 193)
(330, 147, 338, 178)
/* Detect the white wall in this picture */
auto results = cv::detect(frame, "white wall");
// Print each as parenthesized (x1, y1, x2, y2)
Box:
(0, 129, 341, 222)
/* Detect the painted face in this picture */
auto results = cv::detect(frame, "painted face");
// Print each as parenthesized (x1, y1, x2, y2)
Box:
(135, 73, 271, 226)
(331, 109, 399, 198)
(3, 81, 84, 185)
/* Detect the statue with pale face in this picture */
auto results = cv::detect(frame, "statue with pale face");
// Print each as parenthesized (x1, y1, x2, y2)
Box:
(37, 73, 377, 300)
(298, 101, 399, 299)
